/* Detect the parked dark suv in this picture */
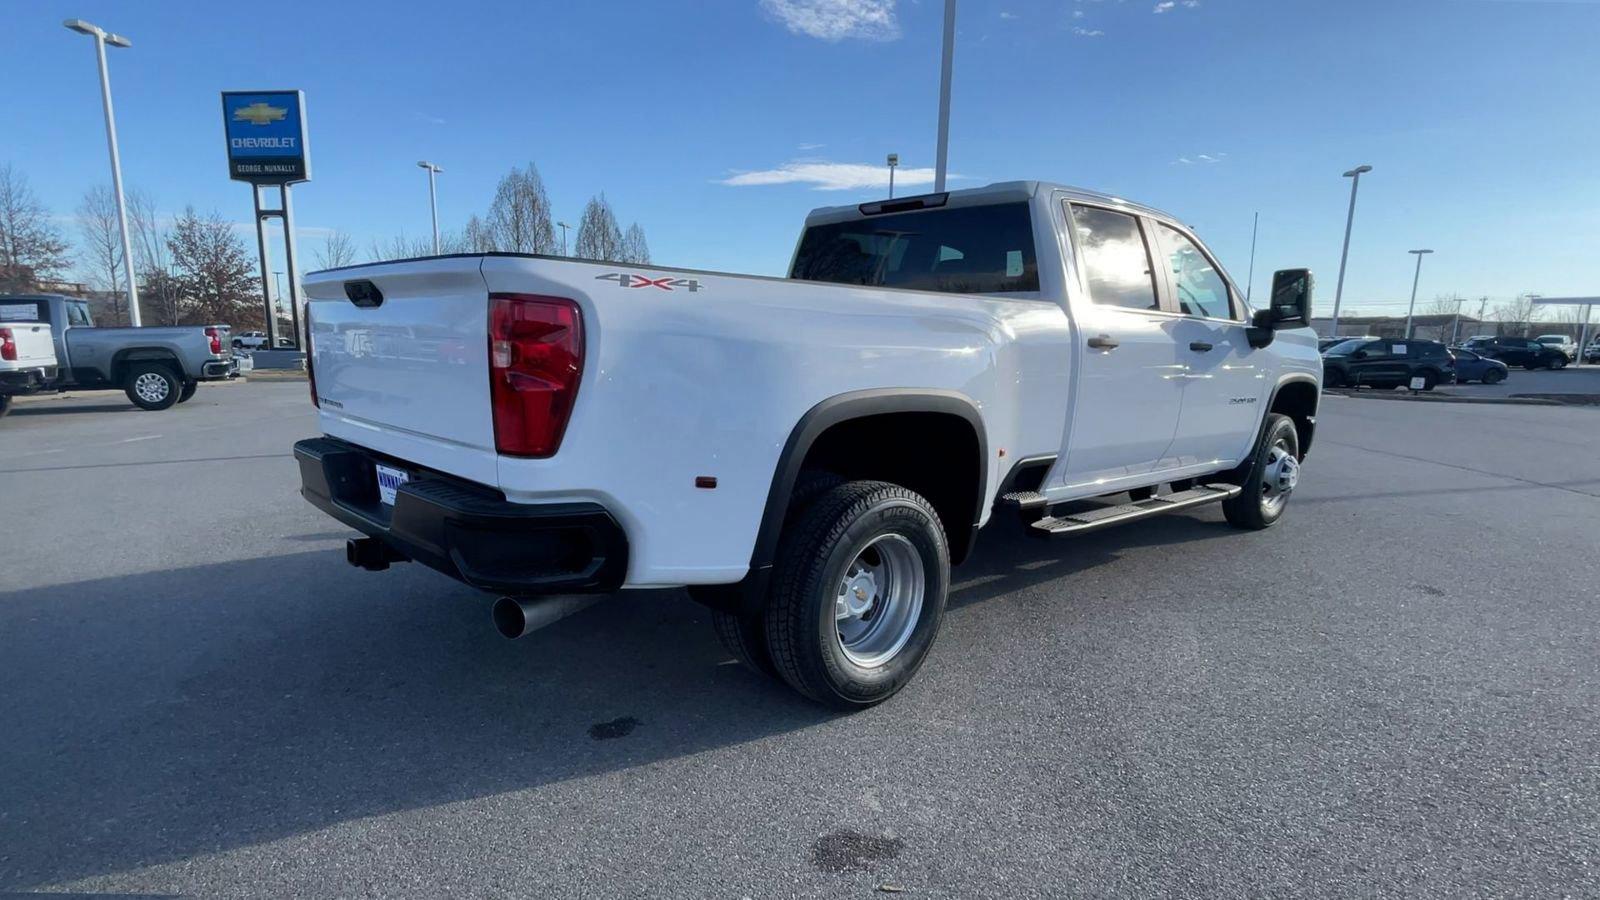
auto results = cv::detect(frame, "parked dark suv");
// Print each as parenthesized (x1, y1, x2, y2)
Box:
(1322, 337, 1456, 390)
(1461, 336, 1568, 370)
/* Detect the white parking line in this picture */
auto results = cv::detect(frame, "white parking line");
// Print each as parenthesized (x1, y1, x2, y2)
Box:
(118, 434, 163, 444)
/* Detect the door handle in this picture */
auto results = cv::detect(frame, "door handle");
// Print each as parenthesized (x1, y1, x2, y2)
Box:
(1087, 335, 1120, 350)
(1189, 341, 1214, 352)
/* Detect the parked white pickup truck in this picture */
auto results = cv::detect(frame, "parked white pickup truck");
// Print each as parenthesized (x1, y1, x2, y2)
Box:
(296, 181, 1322, 708)
(0, 316, 58, 418)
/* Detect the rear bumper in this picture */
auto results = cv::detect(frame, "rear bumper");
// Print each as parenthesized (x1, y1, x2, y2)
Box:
(200, 358, 238, 379)
(0, 367, 55, 393)
(293, 436, 628, 595)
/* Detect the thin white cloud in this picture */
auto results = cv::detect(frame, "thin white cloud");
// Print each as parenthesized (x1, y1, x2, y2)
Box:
(1072, 9, 1086, 17)
(1072, 26, 1105, 36)
(1000, 10, 1019, 19)
(797, 142, 826, 151)
(1173, 152, 1226, 165)
(760, 0, 900, 41)
(1154, 1, 1175, 12)
(412, 111, 446, 125)
(719, 160, 942, 191)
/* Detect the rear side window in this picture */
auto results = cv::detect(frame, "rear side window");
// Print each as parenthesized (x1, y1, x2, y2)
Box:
(67, 302, 93, 326)
(1070, 205, 1159, 311)
(790, 202, 1039, 294)
(1419, 343, 1449, 359)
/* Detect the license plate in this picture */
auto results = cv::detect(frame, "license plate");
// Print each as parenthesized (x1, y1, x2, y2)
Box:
(375, 463, 410, 506)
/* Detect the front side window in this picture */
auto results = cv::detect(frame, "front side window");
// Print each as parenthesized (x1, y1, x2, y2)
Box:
(67, 302, 93, 326)
(1158, 225, 1233, 320)
(790, 202, 1039, 294)
(1070, 205, 1159, 311)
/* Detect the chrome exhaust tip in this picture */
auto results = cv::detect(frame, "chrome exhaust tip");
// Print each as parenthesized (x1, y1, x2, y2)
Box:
(492, 595, 602, 639)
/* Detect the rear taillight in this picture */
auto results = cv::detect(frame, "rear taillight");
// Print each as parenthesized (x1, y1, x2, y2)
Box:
(488, 293, 584, 458)
(0, 328, 15, 362)
(305, 305, 318, 408)
(204, 326, 222, 355)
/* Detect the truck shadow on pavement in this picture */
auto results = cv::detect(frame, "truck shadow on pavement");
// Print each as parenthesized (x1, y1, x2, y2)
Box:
(0, 510, 1229, 890)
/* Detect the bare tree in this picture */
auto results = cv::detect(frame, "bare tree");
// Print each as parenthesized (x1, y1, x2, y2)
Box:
(127, 188, 184, 325)
(1493, 294, 1540, 335)
(1421, 295, 1461, 319)
(462, 214, 495, 253)
(574, 195, 624, 262)
(621, 222, 651, 264)
(76, 186, 127, 323)
(0, 163, 72, 292)
(367, 232, 433, 262)
(169, 206, 259, 327)
(486, 163, 556, 254)
(313, 230, 358, 270)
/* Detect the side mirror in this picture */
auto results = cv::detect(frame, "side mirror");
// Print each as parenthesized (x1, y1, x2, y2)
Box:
(1266, 268, 1312, 328)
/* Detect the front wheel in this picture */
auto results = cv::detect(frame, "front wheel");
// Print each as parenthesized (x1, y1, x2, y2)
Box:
(764, 481, 949, 709)
(124, 363, 182, 411)
(1223, 413, 1300, 531)
(1549, 355, 1568, 370)
(1483, 367, 1506, 385)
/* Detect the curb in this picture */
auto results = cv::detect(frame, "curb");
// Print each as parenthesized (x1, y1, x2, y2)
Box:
(244, 370, 309, 382)
(1321, 388, 1590, 407)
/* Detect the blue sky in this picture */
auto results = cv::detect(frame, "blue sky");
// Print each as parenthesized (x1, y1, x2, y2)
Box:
(4, 0, 1598, 315)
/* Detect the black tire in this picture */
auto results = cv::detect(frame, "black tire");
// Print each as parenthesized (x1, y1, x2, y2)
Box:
(177, 380, 198, 403)
(123, 363, 182, 411)
(1323, 368, 1345, 389)
(764, 480, 949, 709)
(1482, 367, 1506, 385)
(0, 394, 11, 419)
(1168, 478, 1196, 493)
(1223, 413, 1299, 531)
(1419, 370, 1438, 391)
(1549, 355, 1567, 370)
(711, 609, 778, 678)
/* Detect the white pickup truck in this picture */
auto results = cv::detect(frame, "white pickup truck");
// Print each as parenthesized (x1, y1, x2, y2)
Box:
(295, 181, 1322, 708)
(0, 317, 58, 418)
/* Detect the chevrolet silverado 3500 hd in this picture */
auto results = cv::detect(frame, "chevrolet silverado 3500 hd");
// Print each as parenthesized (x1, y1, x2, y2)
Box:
(295, 181, 1322, 708)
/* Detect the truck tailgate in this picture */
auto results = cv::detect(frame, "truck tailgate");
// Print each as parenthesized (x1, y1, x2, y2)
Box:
(304, 258, 498, 486)
(0, 322, 56, 368)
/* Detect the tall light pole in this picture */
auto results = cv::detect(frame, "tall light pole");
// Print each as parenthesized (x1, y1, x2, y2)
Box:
(887, 153, 899, 199)
(557, 221, 572, 257)
(1329, 164, 1372, 337)
(1403, 249, 1433, 338)
(65, 19, 140, 327)
(416, 161, 442, 254)
(933, 0, 956, 193)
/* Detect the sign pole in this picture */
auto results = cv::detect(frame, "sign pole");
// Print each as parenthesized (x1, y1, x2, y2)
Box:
(251, 184, 277, 348)
(280, 183, 302, 349)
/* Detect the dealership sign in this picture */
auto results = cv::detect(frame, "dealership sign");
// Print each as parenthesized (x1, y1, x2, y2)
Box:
(221, 90, 310, 183)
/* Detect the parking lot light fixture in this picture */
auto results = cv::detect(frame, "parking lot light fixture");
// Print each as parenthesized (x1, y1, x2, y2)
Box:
(887, 153, 899, 199)
(1329, 164, 1372, 337)
(64, 18, 141, 327)
(1405, 249, 1433, 338)
(417, 162, 443, 255)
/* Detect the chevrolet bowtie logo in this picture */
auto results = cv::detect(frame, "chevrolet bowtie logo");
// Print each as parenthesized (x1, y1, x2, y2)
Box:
(233, 102, 287, 126)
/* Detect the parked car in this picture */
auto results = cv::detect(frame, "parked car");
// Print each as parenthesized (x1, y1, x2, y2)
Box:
(1322, 337, 1455, 390)
(0, 313, 58, 418)
(294, 181, 1323, 708)
(1319, 335, 1375, 353)
(1464, 336, 1569, 370)
(233, 331, 270, 351)
(1535, 334, 1577, 361)
(1585, 340, 1600, 364)
(1448, 347, 1509, 384)
(0, 294, 238, 410)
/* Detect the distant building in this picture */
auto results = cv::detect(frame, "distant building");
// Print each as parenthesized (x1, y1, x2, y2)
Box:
(1311, 314, 1482, 342)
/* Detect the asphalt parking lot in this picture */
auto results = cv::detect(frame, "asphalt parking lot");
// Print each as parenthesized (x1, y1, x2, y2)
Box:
(3, 382, 1598, 897)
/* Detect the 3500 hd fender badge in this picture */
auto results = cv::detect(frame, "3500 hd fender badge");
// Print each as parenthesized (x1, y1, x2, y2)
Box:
(595, 273, 703, 292)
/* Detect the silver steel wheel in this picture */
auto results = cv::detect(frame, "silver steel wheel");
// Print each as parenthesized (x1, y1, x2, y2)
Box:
(1260, 437, 1299, 515)
(134, 372, 171, 404)
(834, 534, 924, 668)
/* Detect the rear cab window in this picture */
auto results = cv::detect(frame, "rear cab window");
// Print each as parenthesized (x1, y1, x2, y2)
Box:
(790, 202, 1040, 294)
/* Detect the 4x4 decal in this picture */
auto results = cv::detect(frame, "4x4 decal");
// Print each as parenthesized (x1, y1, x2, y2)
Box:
(595, 273, 703, 293)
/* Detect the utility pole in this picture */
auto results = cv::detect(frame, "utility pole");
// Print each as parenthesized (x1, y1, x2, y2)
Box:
(887, 153, 899, 199)
(557, 221, 571, 257)
(417, 161, 443, 255)
(1404, 249, 1433, 338)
